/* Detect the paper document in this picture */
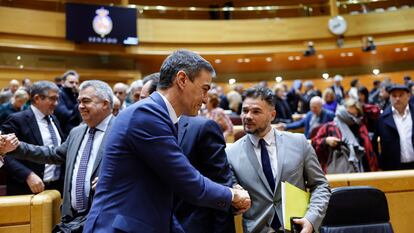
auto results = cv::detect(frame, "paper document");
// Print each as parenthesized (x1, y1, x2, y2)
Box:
(281, 181, 310, 231)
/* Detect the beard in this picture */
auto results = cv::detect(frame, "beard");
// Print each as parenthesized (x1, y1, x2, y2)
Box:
(243, 124, 268, 136)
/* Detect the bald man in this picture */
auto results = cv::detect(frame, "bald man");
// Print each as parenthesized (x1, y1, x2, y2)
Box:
(277, 96, 335, 138)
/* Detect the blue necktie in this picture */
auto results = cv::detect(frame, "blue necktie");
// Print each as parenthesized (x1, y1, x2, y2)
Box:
(75, 127, 96, 211)
(45, 116, 59, 147)
(259, 138, 281, 230)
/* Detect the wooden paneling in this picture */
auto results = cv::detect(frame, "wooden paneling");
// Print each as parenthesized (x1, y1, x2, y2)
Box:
(0, 225, 30, 233)
(0, 195, 31, 225)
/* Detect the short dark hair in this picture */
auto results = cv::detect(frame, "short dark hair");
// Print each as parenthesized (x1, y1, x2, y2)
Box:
(61, 70, 79, 81)
(158, 49, 215, 89)
(350, 78, 359, 87)
(30, 81, 59, 99)
(243, 87, 275, 107)
(144, 73, 160, 95)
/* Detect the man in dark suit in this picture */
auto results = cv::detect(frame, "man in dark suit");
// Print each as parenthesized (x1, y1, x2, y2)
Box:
(5, 80, 114, 219)
(175, 115, 235, 233)
(378, 84, 414, 170)
(0, 88, 29, 125)
(330, 75, 345, 104)
(84, 50, 250, 233)
(1, 81, 65, 195)
(54, 70, 82, 137)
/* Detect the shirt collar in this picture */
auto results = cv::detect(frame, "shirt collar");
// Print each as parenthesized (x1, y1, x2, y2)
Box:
(93, 114, 112, 132)
(30, 105, 46, 121)
(392, 105, 410, 117)
(248, 127, 275, 148)
(158, 92, 179, 124)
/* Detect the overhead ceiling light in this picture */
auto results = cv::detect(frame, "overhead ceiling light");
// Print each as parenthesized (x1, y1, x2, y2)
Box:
(189, 7, 196, 11)
(144, 6, 150, 10)
(275, 76, 283, 83)
(294, 56, 301, 61)
(288, 56, 294, 61)
(17, 55, 21, 60)
(322, 73, 329, 79)
(317, 54, 324, 59)
(214, 59, 221, 64)
(229, 78, 236, 85)
(347, 52, 354, 57)
(19, 64, 24, 69)
(247, 6, 254, 11)
(372, 69, 380, 75)
(395, 48, 401, 52)
(371, 50, 377, 54)
(402, 47, 409, 52)
(340, 52, 346, 57)
(155, 6, 167, 11)
(244, 58, 251, 63)
(237, 58, 243, 63)
(265, 57, 273, 62)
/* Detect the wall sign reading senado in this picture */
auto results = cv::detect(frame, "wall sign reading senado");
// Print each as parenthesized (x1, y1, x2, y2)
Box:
(66, 3, 138, 45)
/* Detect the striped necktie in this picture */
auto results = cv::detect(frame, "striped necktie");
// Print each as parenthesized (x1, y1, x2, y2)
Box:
(44, 116, 59, 146)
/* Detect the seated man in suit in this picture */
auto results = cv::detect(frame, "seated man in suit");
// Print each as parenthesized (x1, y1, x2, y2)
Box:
(227, 87, 330, 233)
(140, 71, 235, 233)
(4, 80, 114, 221)
(84, 49, 250, 233)
(1, 81, 65, 195)
(276, 96, 335, 139)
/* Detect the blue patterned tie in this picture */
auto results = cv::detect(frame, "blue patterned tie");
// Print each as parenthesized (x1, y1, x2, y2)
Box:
(259, 138, 281, 230)
(45, 116, 59, 147)
(75, 127, 96, 211)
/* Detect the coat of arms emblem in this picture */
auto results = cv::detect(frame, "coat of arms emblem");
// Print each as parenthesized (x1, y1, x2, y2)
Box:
(92, 7, 113, 38)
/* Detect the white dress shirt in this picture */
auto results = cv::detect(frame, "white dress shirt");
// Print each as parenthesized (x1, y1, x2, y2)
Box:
(248, 128, 278, 179)
(31, 105, 62, 182)
(71, 114, 112, 211)
(392, 105, 414, 163)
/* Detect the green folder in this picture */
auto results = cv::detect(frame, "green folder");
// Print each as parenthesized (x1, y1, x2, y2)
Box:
(281, 181, 310, 231)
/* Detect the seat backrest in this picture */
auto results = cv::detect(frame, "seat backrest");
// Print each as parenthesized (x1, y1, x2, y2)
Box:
(320, 186, 393, 233)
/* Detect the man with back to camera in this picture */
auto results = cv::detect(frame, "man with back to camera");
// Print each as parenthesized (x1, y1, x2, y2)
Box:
(84, 49, 251, 233)
(227, 87, 330, 233)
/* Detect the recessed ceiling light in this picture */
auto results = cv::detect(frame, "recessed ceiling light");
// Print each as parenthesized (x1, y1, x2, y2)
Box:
(402, 47, 409, 52)
(372, 69, 380, 75)
(189, 7, 196, 11)
(237, 58, 243, 63)
(275, 76, 283, 83)
(395, 48, 401, 52)
(17, 56, 21, 60)
(244, 58, 251, 63)
(214, 59, 221, 64)
(347, 52, 354, 57)
(317, 54, 324, 59)
(371, 50, 377, 54)
(294, 56, 301, 61)
(322, 73, 329, 79)
(19, 64, 24, 69)
(265, 57, 273, 62)
(340, 52, 346, 57)
(288, 56, 294, 61)
(229, 78, 236, 85)
(247, 6, 254, 11)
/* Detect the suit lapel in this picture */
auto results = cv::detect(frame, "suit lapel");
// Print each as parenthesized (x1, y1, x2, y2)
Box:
(274, 129, 286, 194)
(178, 117, 188, 146)
(67, 125, 87, 181)
(27, 109, 44, 145)
(382, 107, 397, 130)
(244, 137, 274, 195)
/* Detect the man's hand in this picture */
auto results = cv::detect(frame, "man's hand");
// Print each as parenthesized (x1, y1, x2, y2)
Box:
(275, 123, 286, 131)
(293, 217, 313, 233)
(231, 186, 251, 214)
(26, 172, 45, 194)
(325, 136, 340, 147)
(92, 176, 99, 190)
(2, 134, 20, 154)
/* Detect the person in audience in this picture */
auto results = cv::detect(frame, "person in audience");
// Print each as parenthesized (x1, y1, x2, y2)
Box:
(286, 80, 302, 113)
(0, 88, 29, 125)
(227, 90, 242, 116)
(277, 96, 335, 139)
(112, 96, 121, 116)
(113, 82, 129, 110)
(1, 81, 65, 195)
(322, 88, 338, 113)
(21, 78, 32, 91)
(55, 70, 81, 137)
(206, 92, 234, 139)
(330, 75, 345, 104)
(217, 85, 230, 110)
(312, 99, 379, 173)
(126, 79, 143, 105)
(272, 84, 292, 123)
(379, 82, 391, 110)
(83, 49, 250, 233)
(139, 58, 236, 233)
(369, 80, 381, 104)
(348, 78, 360, 100)
(300, 81, 320, 113)
(139, 73, 160, 101)
(227, 87, 330, 233)
(0, 79, 20, 104)
(5, 80, 114, 221)
(377, 84, 414, 170)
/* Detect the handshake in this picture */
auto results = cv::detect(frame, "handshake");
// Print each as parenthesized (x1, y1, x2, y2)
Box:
(0, 133, 19, 155)
(231, 184, 251, 214)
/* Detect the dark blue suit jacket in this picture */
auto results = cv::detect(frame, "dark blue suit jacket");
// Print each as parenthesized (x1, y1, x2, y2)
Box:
(1, 108, 65, 195)
(175, 116, 235, 233)
(84, 92, 232, 233)
(54, 87, 81, 137)
(286, 109, 335, 138)
(377, 103, 414, 170)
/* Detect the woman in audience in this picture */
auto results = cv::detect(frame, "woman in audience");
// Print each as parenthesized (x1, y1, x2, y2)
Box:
(322, 88, 338, 113)
(206, 92, 233, 139)
(226, 90, 242, 116)
(272, 84, 293, 123)
(312, 98, 379, 173)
